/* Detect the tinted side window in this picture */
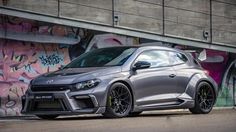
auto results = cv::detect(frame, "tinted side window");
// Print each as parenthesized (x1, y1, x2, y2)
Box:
(169, 52, 188, 65)
(135, 50, 170, 68)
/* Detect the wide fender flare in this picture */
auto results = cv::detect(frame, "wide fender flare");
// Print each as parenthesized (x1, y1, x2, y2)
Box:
(107, 78, 135, 99)
(93, 74, 134, 107)
(185, 73, 218, 100)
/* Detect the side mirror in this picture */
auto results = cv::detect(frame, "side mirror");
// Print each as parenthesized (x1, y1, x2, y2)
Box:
(58, 65, 65, 70)
(133, 61, 151, 70)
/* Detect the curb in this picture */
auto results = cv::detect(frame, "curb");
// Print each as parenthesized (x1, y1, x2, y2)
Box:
(213, 106, 235, 110)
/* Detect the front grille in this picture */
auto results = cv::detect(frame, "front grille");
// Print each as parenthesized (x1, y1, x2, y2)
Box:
(31, 85, 71, 92)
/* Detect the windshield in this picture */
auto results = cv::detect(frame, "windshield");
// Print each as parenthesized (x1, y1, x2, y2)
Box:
(64, 47, 137, 68)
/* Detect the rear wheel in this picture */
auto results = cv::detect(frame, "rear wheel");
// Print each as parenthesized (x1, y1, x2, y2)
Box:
(36, 115, 59, 120)
(189, 82, 215, 114)
(103, 83, 132, 118)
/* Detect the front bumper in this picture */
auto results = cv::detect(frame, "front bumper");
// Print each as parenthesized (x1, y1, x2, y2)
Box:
(21, 90, 106, 115)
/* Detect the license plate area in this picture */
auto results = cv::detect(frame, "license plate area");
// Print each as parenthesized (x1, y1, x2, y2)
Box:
(34, 93, 54, 101)
(31, 99, 63, 111)
(36, 100, 62, 109)
(30, 94, 69, 111)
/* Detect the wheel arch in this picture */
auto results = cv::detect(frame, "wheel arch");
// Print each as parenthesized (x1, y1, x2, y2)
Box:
(189, 79, 217, 114)
(109, 80, 135, 111)
(200, 80, 218, 101)
(185, 73, 218, 101)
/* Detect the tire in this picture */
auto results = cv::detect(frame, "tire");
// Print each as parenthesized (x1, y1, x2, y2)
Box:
(128, 111, 142, 117)
(189, 82, 215, 114)
(103, 83, 132, 118)
(36, 115, 59, 120)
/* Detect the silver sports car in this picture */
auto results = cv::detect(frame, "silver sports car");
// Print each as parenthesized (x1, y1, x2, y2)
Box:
(21, 46, 218, 119)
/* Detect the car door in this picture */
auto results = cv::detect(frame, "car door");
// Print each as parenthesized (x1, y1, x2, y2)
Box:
(169, 51, 193, 94)
(130, 50, 178, 107)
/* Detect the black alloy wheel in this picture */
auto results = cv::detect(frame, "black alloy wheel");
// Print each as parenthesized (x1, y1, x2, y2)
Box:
(103, 83, 132, 118)
(189, 82, 215, 114)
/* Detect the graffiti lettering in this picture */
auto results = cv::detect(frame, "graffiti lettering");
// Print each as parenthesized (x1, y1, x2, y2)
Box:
(39, 54, 63, 66)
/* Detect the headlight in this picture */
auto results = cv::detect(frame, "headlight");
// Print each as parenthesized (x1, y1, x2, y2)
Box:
(75, 79, 100, 90)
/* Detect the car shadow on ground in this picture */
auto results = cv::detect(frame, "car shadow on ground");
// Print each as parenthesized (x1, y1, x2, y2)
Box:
(0, 111, 192, 121)
(54, 111, 192, 121)
(1, 110, 233, 121)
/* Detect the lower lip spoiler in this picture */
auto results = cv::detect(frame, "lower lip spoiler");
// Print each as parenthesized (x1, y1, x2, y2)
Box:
(21, 107, 106, 115)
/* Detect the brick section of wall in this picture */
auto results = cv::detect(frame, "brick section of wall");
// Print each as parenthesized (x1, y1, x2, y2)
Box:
(212, 0, 236, 45)
(114, 0, 163, 33)
(0, 0, 59, 16)
(60, 0, 113, 25)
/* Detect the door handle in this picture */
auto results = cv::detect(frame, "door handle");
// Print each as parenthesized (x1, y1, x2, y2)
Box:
(169, 74, 176, 78)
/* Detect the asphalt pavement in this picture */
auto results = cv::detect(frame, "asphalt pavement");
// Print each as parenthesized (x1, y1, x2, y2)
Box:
(0, 109, 236, 132)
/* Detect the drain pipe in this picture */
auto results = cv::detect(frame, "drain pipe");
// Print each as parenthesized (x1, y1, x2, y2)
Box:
(233, 77, 236, 108)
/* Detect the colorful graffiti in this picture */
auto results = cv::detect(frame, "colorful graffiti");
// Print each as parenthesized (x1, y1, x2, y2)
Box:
(217, 58, 236, 107)
(0, 15, 138, 116)
(39, 53, 64, 66)
(200, 50, 229, 85)
(85, 34, 137, 52)
(0, 15, 73, 116)
(0, 41, 70, 116)
(197, 50, 235, 107)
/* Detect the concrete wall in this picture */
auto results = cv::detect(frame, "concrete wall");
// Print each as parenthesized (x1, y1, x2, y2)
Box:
(164, 0, 210, 42)
(1, 0, 235, 47)
(114, 0, 163, 33)
(212, 0, 236, 45)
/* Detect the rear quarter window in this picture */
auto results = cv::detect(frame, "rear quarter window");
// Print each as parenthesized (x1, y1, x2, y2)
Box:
(169, 52, 188, 65)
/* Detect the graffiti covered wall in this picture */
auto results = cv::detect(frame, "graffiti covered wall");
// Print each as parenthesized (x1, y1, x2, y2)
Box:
(192, 49, 236, 107)
(0, 15, 138, 116)
(198, 50, 235, 107)
(217, 55, 236, 107)
(0, 15, 76, 116)
(0, 41, 70, 116)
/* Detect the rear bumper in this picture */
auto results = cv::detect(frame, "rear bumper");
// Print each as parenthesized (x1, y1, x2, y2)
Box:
(21, 90, 106, 115)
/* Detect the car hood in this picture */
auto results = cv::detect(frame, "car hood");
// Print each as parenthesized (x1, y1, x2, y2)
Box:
(32, 66, 122, 85)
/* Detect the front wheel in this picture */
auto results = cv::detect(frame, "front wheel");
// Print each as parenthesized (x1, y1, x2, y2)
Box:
(36, 115, 59, 120)
(103, 83, 132, 118)
(189, 82, 215, 114)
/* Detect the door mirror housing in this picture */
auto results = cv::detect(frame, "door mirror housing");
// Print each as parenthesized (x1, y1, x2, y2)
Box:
(133, 61, 151, 70)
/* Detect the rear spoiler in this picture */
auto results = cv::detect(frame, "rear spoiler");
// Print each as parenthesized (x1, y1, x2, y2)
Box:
(183, 49, 207, 62)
